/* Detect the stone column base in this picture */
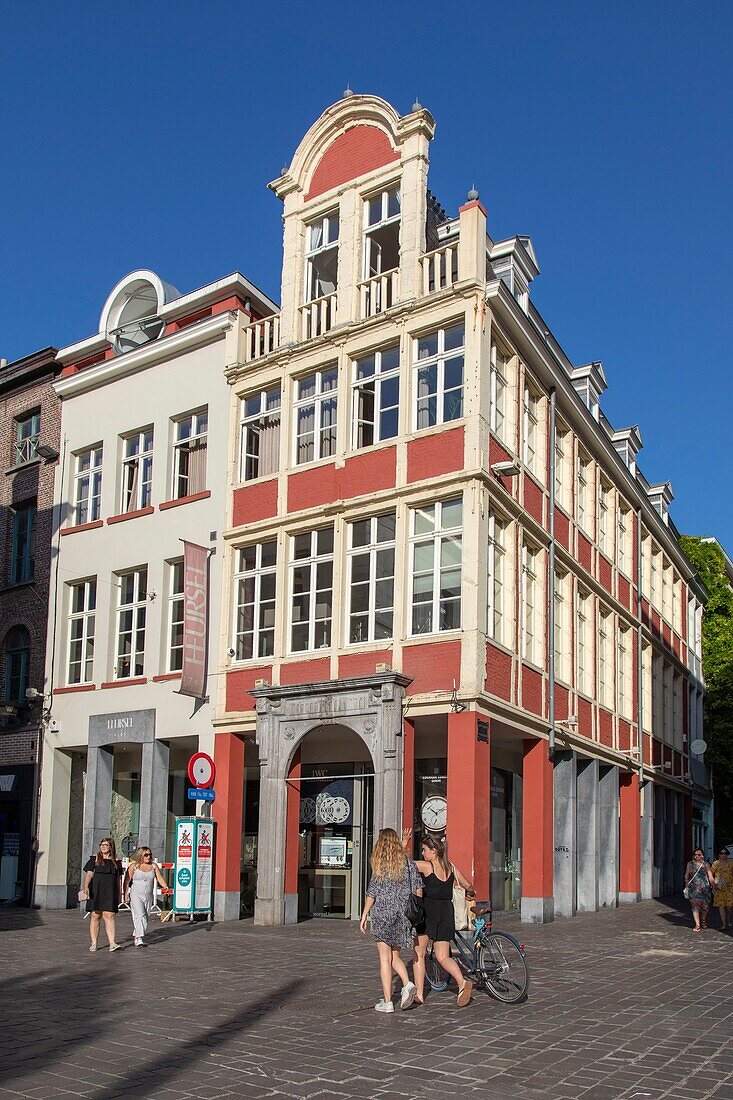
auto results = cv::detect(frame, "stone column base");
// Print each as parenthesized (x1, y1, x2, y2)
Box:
(34, 884, 70, 910)
(284, 893, 298, 925)
(618, 891, 641, 905)
(254, 896, 284, 926)
(521, 897, 554, 923)
(213, 890, 241, 922)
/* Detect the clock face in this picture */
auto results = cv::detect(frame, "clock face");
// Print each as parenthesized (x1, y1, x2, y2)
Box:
(421, 795, 447, 832)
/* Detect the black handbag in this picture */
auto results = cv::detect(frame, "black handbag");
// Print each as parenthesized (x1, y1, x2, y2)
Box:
(405, 892, 424, 926)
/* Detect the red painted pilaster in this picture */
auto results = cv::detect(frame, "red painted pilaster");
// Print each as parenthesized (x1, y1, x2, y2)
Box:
(212, 733, 245, 895)
(619, 772, 641, 900)
(446, 712, 490, 899)
(522, 739, 553, 916)
(284, 748, 302, 896)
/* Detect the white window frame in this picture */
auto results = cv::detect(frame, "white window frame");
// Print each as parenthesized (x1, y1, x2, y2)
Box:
(554, 570, 570, 683)
(239, 386, 281, 482)
(233, 541, 278, 661)
(554, 423, 570, 511)
(289, 527, 334, 654)
(576, 587, 590, 696)
(490, 344, 508, 443)
(522, 542, 543, 666)
(67, 578, 96, 685)
(172, 408, 208, 500)
(599, 481, 611, 557)
(642, 641, 653, 731)
(114, 567, 147, 680)
(409, 497, 463, 636)
(576, 450, 592, 535)
(346, 512, 396, 645)
(617, 504, 630, 575)
(14, 410, 40, 465)
(121, 428, 154, 513)
(351, 345, 400, 449)
(305, 211, 339, 303)
(293, 366, 338, 466)
(523, 386, 539, 474)
(167, 559, 184, 673)
(598, 607, 613, 709)
(487, 514, 508, 646)
(73, 446, 103, 525)
(617, 624, 631, 718)
(362, 187, 401, 280)
(412, 322, 465, 431)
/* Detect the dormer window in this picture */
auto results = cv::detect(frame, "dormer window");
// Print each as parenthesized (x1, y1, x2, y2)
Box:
(363, 187, 400, 280)
(305, 212, 339, 303)
(100, 270, 179, 357)
(494, 258, 528, 311)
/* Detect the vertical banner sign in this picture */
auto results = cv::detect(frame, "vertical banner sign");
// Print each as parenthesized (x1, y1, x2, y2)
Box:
(180, 541, 208, 699)
(174, 819, 194, 911)
(194, 819, 214, 911)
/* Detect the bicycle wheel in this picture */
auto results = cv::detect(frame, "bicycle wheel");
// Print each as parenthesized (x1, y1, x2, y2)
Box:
(425, 943, 449, 992)
(477, 931, 529, 1003)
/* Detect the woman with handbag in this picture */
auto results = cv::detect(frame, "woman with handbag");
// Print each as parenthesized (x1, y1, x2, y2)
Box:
(684, 848, 715, 932)
(410, 834, 475, 1007)
(359, 828, 422, 1013)
(710, 848, 733, 930)
(78, 837, 123, 952)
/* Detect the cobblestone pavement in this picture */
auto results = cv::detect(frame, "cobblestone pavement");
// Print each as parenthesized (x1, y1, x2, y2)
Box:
(1, 898, 732, 1100)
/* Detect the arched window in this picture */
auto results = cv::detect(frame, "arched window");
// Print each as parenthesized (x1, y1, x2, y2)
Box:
(4, 626, 30, 704)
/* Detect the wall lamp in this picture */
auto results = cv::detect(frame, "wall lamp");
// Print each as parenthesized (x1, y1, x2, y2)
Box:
(491, 460, 521, 478)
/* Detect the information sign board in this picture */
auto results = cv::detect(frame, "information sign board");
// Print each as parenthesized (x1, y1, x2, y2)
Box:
(173, 817, 215, 915)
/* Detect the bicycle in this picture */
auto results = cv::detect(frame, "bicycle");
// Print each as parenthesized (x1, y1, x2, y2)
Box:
(425, 900, 529, 1003)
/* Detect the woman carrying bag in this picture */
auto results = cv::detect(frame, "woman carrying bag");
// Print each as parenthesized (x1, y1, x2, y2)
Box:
(684, 848, 715, 932)
(78, 837, 123, 953)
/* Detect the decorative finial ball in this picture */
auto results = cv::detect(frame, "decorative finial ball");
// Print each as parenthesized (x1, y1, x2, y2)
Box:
(467, 185, 480, 202)
(412, 98, 423, 112)
(343, 85, 354, 98)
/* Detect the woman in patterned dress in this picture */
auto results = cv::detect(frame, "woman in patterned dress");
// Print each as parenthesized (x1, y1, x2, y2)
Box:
(711, 848, 733, 930)
(684, 848, 715, 932)
(360, 828, 422, 1013)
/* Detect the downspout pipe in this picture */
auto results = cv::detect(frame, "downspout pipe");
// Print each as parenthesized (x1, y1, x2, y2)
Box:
(548, 386, 557, 758)
(636, 506, 645, 786)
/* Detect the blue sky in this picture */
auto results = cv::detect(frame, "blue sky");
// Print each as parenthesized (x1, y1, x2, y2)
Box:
(1, 2, 730, 546)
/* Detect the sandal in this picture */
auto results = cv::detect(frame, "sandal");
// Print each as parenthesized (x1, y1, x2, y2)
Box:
(693, 927, 701, 933)
(88, 944, 97, 952)
(109, 943, 121, 952)
(457, 980, 473, 1007)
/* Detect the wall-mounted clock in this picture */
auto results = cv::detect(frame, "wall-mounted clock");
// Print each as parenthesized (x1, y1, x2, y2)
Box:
(421, 795, 447, 833)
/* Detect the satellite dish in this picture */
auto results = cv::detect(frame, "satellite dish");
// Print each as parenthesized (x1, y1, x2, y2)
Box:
(690, 739, 707, 756)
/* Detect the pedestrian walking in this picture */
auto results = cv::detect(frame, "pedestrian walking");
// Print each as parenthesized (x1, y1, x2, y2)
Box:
(409, 833, 475, 1006)
(684, 847, 715, 932)
(123, 847, 169, 946)
(78, 837, 123, 952)
(711, 848, 733, 931)
(360, 827, 422, 1014)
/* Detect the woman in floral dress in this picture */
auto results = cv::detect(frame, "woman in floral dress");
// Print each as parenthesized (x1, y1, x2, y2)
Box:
(684, 848, 715, 932)
(360, 828, 422, 1013)
(711, 848, 733, 930)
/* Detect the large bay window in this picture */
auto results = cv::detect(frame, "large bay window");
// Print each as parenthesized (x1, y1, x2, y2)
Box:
(410, 497, 462, 635)
(240, 386, 281, 481)
(121, 428, 153, 512)
(290, 527, 334, 652)
(554, 570, 570, 683)
(487, 514, 509, 646)
(598, 607, 613, 709)
(73, 446, 103, 525)
(617, 624, 632, 718)
(67, 579, 96, 685)
(522, 543, 543, 665)
(347, 513, 396, 644)
(295, 367, 338, 465)
(576, 587, 591, 696)
(352, 345, 400, 448)
(114, 567, 147, 679)
(413, 322, 465, 430)
(234, 541, 277, 661)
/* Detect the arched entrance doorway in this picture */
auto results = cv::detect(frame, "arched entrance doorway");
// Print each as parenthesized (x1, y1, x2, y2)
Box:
(290, 724, 373, 922)
(250, 671, 411, 926)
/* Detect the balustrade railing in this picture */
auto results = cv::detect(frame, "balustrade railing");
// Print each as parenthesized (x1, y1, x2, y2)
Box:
(358, 267, 399, 320)
(299, 291, 337, 341)
(420, 243, 459, 295)
(242, 314, 281, 364)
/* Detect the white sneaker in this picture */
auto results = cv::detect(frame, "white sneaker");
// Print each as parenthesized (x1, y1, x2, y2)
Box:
(374, 999, 395, 1013)
(134, 938, 144, 947)
(400, 981, 417, 1010)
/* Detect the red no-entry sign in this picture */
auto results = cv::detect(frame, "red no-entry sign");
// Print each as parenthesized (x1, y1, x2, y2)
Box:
(187, 752, 216, 789)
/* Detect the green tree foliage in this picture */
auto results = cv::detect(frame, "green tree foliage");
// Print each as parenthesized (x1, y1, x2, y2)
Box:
(679, 536, 733, 843)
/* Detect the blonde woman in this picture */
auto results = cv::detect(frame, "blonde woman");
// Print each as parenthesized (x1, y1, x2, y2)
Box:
(79, 837, 123, 952)
(711, 848, 733, 930)
(123, 847, 168, 947)
(360, 828, 422, 1013)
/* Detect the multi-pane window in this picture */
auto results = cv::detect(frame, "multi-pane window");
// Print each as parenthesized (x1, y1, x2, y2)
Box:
(352, 345, 400, 448)
(167, 560, 184, 672)
(576, 451, 592, 535)
(523, 386, 539, 474)
(295, 367, 338, 465)
(414, 322, 465, 430)
(121, 428, 153, 512)
(576, 588, 591, 696)
(555, 424, 570, 511)
(363, 187, 401, 295)
(290, 527, 334, 652)
(617, 624, 631, 718)
(652, 654, 663, 737)
(522, 543, 543, 665)
(487, 514, 508, 646)
(239, 387, 281, 481)
(642, 642, 653, 730)
(74, 446, 102, 525)
(305, 212, 339, 302)
(14, 411, 40, 465)
(173, 409, 208, 499)
(649, 546, 660, 609)
(662, 559, 673, 623)
(3, 627, 30, 704)
(673, 673, 682, 747)
(490, 343, 508, 443)
(617, 504, 631, 575)
(233, 541, 277, 661)
(347, 513, 396, 644)
(599, 481, 611, 557)
(114, 567, 147, 679)
(10, 501, 35, 584)
(598, 607, 613, 709)
(410, 497, 462, 635)
(554, 570, 570, 683)
(67, 579, 96, 685)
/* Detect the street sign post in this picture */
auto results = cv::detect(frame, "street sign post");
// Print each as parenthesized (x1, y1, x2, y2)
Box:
(187, 787, 215, 802)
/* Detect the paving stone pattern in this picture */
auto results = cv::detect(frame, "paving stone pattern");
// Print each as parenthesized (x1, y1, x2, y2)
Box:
(0, 899, 731, 1099)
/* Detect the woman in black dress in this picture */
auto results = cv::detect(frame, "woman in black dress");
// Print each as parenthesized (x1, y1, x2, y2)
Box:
(78, 837, 123, 952)
(411, 835, 475, 1006)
